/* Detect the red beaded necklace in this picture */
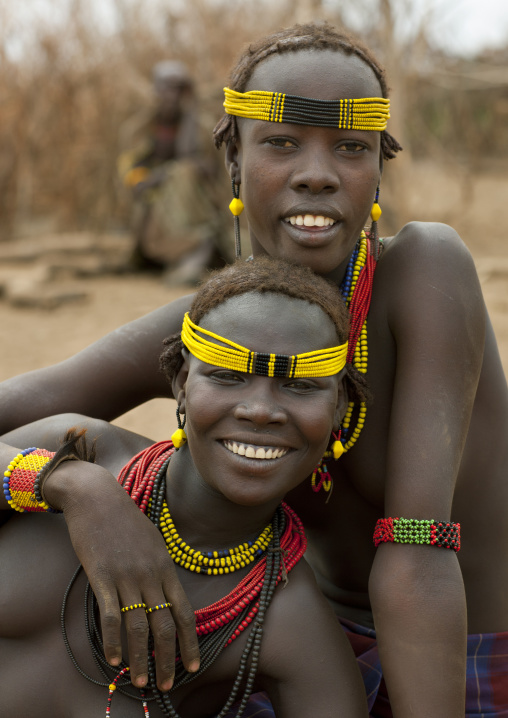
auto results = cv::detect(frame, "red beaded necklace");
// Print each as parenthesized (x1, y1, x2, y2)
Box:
(117, 442, 306, 642)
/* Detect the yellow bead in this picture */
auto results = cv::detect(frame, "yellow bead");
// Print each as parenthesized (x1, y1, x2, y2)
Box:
(332, 441, 345, 460)
(371, 202, 382, 222)
(229, 197, 244, 216)
(109, 684, 117, 691)
(171, 428, 187, 448)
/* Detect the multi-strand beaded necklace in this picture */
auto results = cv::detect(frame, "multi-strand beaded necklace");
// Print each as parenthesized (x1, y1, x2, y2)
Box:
(61, 441, 306, 717)
(311, 231, 378, 493)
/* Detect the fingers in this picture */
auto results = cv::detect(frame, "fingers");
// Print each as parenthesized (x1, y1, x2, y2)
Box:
(117, 594, 195, 692)
(95, 587, 123, 669)
(121, 602, 151, 688)
(145, 602, 177, 692)
(162, 578, 200, 675)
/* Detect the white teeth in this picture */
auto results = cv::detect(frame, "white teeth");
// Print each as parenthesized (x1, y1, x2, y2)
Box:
(224, 441, 288, 461)
(286, 214, 336, 228)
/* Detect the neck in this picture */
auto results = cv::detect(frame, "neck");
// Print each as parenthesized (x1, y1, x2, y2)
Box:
(166, 447, 281, 550)
(249, 240, 359, 288)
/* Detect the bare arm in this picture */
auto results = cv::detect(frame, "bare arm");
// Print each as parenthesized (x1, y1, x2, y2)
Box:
(0, 293, 193, 433)
(369, 223, 484, 717)
(259, 560, 368, 717)
(1, 414, 200, 690)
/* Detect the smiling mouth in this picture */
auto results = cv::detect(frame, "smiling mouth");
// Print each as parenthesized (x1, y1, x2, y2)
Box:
(223, 441, 289, 460)
(285, 214, 337, 228)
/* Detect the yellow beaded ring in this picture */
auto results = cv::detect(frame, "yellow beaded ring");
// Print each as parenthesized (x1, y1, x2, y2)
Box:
(145, 602, 172, 614)
(120, 603, 147, 613)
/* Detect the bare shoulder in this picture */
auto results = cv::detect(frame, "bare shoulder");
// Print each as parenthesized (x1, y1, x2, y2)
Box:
(378, 221, 482, 319)
(382, 221, 474, 267)
(256, 559, 368, 716)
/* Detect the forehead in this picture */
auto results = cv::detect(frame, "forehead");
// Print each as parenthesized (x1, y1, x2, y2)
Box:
(245, 48, 382, 101)
(198, 292, 339, 357)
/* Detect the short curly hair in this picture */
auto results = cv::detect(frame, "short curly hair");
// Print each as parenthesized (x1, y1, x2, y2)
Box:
(213, 22, 402, 161)
(160, 257, 370, 403)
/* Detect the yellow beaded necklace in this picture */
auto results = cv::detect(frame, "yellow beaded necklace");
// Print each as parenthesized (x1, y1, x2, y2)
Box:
(342, 234, 368, 452)
(160, 502, 273, 575)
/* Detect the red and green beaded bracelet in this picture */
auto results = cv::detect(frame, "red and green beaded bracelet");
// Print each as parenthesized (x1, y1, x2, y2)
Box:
(373, 517, 461, 552)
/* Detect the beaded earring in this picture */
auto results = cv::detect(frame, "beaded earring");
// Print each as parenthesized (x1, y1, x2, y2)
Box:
(369, 184, 382, 248)
(229, 178, 244, 260)
(311, 431, 343, 497)
(170, 406, 187, 449)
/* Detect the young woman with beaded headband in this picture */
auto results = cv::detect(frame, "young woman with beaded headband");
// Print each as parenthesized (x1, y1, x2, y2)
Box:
(0, 259, 368, 718)
(1, 21, 508, 718)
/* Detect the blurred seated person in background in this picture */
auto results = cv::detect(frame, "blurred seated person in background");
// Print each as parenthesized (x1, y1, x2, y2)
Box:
(118, 60, 232, 284)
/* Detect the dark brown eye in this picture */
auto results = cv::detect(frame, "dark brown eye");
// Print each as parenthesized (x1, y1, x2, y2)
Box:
(337, 142, 365, 152)
(268, 138, 296, 148)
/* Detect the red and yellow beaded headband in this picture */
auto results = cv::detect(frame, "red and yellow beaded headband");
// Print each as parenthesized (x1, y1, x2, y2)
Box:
(181, 312, 347, 378)
(223, 87, 390, 131)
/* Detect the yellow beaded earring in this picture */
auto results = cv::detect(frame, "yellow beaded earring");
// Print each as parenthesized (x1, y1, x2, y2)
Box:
(171, 406, 187, 449)
(370, 185, 382, 250)
(229, 179, 244, 259)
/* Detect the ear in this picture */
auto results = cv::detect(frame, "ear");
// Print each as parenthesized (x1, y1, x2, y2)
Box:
(333, 370, 349, 432)
(171, 349, 190, 413)
(225, 138, 241, 185)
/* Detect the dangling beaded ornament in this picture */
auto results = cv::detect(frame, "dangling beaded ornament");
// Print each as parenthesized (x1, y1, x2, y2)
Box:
(229, 179, 244, 260)
(369, 185, 382, 253)
(170, 407, 187, 449)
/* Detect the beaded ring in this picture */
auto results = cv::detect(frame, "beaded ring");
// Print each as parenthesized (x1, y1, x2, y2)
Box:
(120, 603, 147, 614)
(373, 517, 461, 552)
(145, 602, 172, 614)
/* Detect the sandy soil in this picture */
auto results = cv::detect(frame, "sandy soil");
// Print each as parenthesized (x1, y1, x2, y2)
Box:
(1, 162, 507, 442)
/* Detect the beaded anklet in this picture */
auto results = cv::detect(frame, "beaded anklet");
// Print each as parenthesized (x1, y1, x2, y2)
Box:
(3, 447, 59, 513)
(373, 517, 461, 552)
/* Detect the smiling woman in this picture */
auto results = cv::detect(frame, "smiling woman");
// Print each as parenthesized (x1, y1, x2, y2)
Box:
(0, 258, 368, 718)
(3, 20, 508, 718)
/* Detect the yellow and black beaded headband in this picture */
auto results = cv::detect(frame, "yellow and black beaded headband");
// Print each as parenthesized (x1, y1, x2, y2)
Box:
(223, 87, 390, 131)
(181, 313, 347, 378)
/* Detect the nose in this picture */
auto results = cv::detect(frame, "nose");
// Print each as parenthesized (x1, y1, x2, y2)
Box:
(233, 381, 288, 427)
(289, 142, 339, 195)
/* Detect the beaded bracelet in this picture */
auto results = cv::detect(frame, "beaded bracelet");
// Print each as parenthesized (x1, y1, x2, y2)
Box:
(373, 517, 461, 552)
(3, 447, 58, 513)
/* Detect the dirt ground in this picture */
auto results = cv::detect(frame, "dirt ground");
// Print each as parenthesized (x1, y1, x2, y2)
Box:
(1, 161, 507, 442)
